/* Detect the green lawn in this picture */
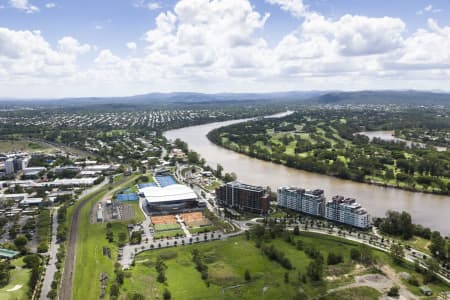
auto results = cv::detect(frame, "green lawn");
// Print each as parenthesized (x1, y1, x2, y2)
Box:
(188, 225, 217, 234)
(0, 140, 53, 153)
(121, 231, 450, 299)
(205, 181, 221, 191)
(120, 234, 366, 299)
(121, 236, 304, 299)
(71, 175, 140, 300)
(0, 257, 30, 300)
(127, 202, 146, 223)
(154, 229, 185, 239)
(154, 223, 181, 231)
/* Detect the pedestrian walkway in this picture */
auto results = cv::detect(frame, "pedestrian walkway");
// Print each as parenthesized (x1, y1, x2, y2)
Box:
(176, 214, 192, 238)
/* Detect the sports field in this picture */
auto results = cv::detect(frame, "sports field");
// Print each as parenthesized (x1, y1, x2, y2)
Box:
(0, 257, 30, 300)
(68, 175, 139, 300)
(151, 215, 177, 225)
(120, 232, 450, 299)
(154, 223, 181, 231)
(182, 212, 211, 228)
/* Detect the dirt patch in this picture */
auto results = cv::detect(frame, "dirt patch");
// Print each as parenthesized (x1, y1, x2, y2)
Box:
(327, 264, 419, 300)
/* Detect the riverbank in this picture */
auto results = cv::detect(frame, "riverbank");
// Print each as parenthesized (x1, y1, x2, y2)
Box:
(164, 115, 450, 235)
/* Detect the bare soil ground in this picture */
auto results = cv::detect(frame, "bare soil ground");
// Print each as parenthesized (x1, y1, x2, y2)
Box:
(327, 264, 419, 300)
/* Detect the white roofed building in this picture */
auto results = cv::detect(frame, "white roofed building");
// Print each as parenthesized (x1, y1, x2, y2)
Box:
(139, 184, 200, 215)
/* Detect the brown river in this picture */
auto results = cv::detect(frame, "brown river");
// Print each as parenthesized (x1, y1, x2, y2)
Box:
(164, 113, 450, 235)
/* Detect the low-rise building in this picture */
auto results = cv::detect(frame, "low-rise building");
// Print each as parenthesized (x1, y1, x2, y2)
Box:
(277, 187, 325, 217)
(19, 197, 44, 207)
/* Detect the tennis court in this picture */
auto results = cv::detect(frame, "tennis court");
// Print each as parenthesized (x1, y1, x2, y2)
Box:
(154, 223, 181, 231)
(151, 214, 177, 225)
(116, 193, 138, 202)
(182, 212, 211, 227)
(155, 175, 177, 187)
(138, 182, 157, 189)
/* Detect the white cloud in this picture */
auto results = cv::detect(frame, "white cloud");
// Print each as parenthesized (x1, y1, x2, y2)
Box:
(58, 37, 91, 55)
(45, 2, 56, 8)
(2, 0, 450, 97)
(147, 2, 160, 10)
(95, 25, 103, 30)
(265, 0, 306, 18)
(417, 4, 442, 15)
(0, 28, 89, 81)
(9, 0, 39, 13)
(126, 42, 137, 50)
(94, 50, 121, 65)
(134, 0, 161, 11)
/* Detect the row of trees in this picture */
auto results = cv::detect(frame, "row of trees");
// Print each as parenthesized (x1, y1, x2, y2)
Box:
(375, 210, 450, 262)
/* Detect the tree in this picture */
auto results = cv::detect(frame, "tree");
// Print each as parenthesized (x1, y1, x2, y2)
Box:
(390, 244, 404, 264)
(130, 231, 142, 245)
(163, 288, 171, 300)
(127, 293, 145, 300)
(359, 244, 374, 265)
(307, 256, 323, 282)
(244, 269, 251, 282)
(14, 235, 28, 250)
(47, 289, 58, 299)
(216, 164, 223, 178)
(23, 254, 40, 269)
(327, 252, 343, 265)
(424, 258, 439, 283)
(157, 271, 166, 283)
(0, 261, 10, 288)
(429, 231, 446, 260)
(293, 225, 300, 236)
(387, 286, 399, 297)
(110, 283, 120, 297)
(118, 232, 128, 246)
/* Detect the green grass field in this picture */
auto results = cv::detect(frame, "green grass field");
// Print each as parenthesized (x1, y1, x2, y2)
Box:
(120, 232, 450, 299)
(154, 229, 185, 239)
(71, 175, 140, 300)
(127, 202, 146, 223)
(0, 140, 53, 153)
(188, 225, 217, 234)
(0, 257, 30, 300)
(154, 223, 181, 232)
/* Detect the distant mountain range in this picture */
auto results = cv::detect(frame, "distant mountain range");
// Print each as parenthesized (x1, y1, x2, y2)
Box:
(0, 90, 449, 108)
(312, 91, 450, 105)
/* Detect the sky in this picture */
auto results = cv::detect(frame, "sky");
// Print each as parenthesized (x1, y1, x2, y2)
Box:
(1, 0, 450, 98)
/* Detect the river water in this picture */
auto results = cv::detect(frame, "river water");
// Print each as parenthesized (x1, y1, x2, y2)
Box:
(358, 131, 447, 152)
(164, 114, 450, 235)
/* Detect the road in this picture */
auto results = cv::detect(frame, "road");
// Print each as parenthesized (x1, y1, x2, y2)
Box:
(40, 207, 60, 300)
(283, 223, 450, 285)
(59, 179, 108, 300)
(120, 230, 230, 269)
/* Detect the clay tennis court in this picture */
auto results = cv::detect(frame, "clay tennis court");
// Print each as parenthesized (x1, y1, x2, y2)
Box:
(151, 215, 177, 225)
(182, 212, 211, 227)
